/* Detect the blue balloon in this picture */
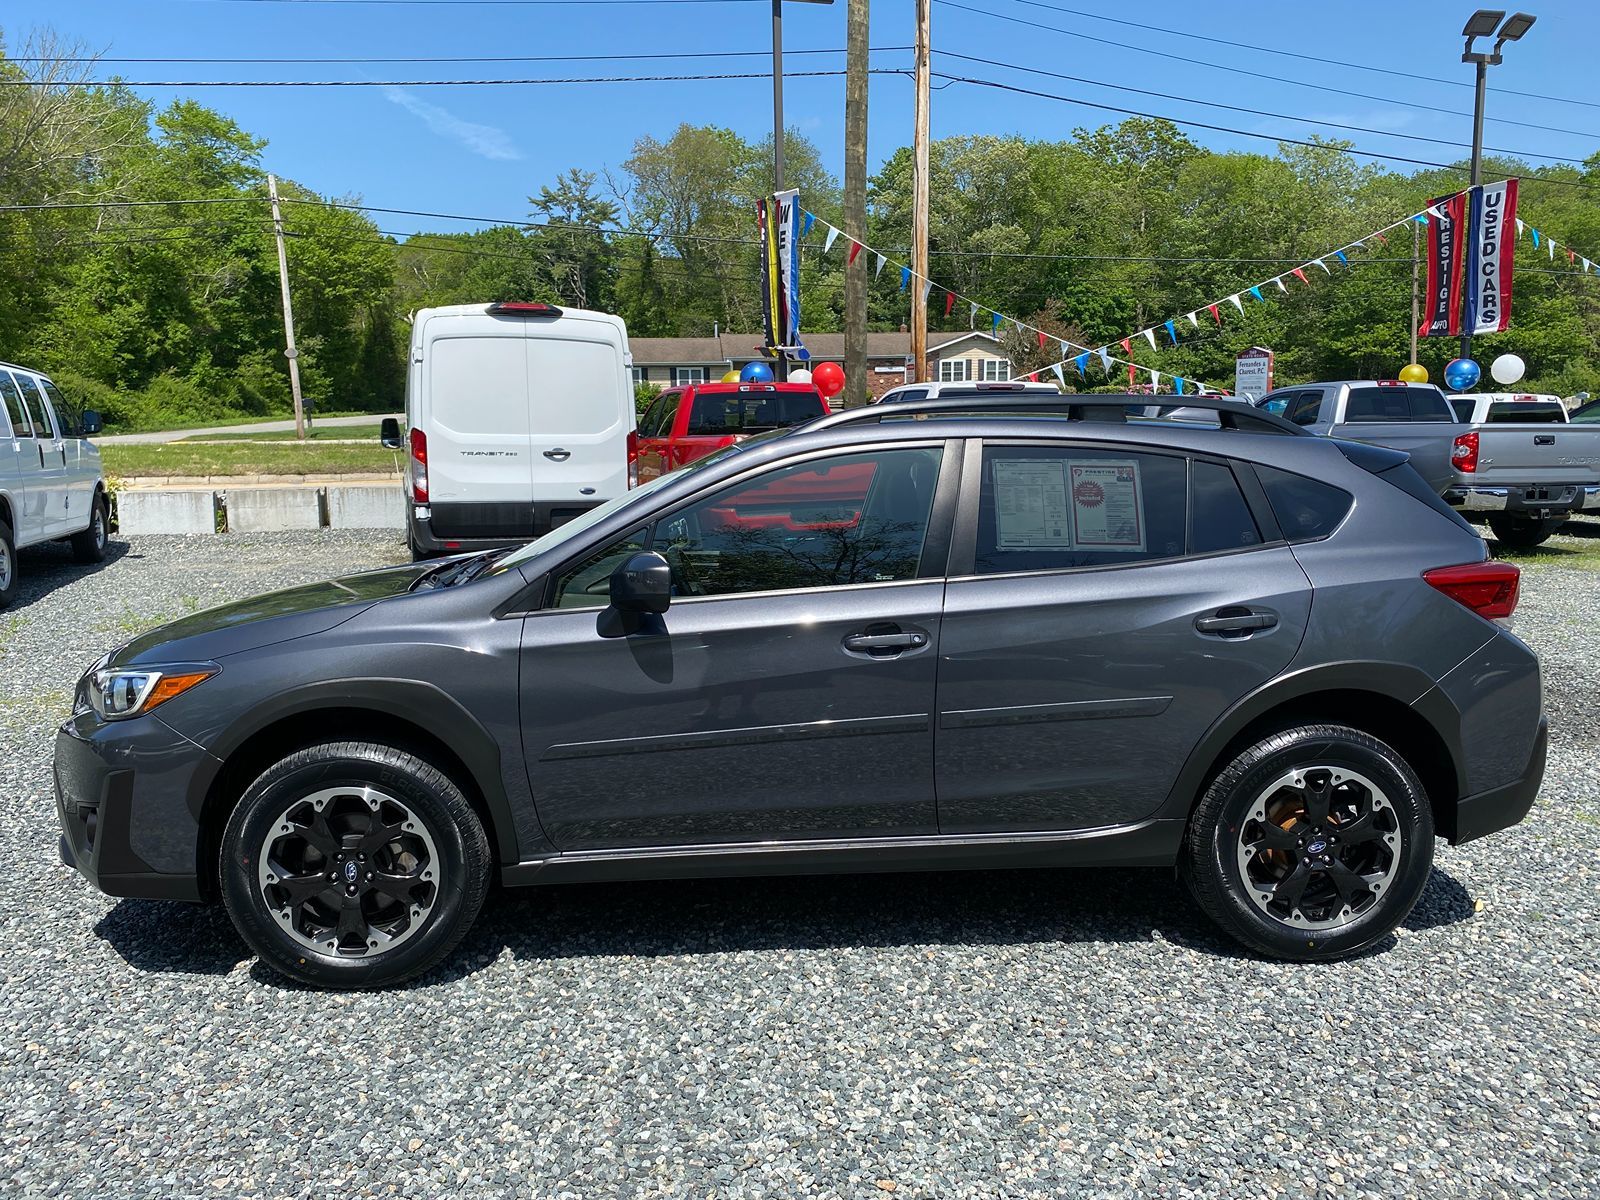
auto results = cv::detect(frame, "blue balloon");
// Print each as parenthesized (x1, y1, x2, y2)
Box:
(739, 361, 774, 383)
(1444, 357, 1481, 391)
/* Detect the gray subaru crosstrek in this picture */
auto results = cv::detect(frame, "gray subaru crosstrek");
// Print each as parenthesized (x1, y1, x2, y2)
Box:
(55, 397, 1546, 988)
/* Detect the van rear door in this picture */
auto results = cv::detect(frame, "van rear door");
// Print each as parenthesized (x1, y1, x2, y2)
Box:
(525, 318, 631, 511)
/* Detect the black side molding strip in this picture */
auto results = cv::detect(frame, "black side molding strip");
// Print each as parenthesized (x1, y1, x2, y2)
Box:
(542, 712, 931, 761)
(940, 695, 1172, 729)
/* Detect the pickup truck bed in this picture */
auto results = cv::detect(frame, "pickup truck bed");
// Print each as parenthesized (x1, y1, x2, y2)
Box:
(1259, 380, 1461, 494)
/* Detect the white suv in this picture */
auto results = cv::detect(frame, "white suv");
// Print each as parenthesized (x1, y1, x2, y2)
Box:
(875, 379, 1063, 405)
(0, 362, 109, 607)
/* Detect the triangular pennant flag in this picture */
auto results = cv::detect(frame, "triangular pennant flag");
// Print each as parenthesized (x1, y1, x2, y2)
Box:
(1569, 248, 1577, 265)
(1148, 369, 1161, 389)
(1291, 267, 1308, 285)
(1227, 294, 1244, 314)
(1334, 250, 1350, 267)
(1531, 228, 1540, 248)
(1187, 312, 1200, 327)
(1073, 352, 1089, 377)
(1516, 218, 1525, 238)
(1142, 329, 1158, 351)
(991, 312, 1003, 333)
(1097, 347, 1111, 373)
(1313, 259, 1331, 275)
(969, 302, 978, 328)
(1584, 258, 1594, 273)
(1059, 340, 1071, 360)
(1051, 363, 1065, 386)
(921, 279, 934, 303)
(1011, 319, 1024, 336)
(1413, 213, 1430, 226)
(1208, 303, 1221, 325)
(944, 290, 956, 318)
(1120, 337, 1133, 358)
(1173, 376, 1185, 396)
(1164, 319, 1178, 345)
(847, 241, 862, 266)
(802, 211, 816, 238)
(1274, 277, 1288, 293)
(1373, 232, 1388, 246)
(1037, 331, 1047, 350)
(874, 253, 886, 278)
(823, 225, 839, 253)
(1548, 237, 1555, 260)
(1248, 285, 1264, 303)
(899, 266, 911, 292)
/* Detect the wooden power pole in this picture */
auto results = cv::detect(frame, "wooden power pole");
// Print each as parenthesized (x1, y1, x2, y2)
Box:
(267, 173, 307, 441)
(843, 0, 869, 406)
(910, 0, 930, 384)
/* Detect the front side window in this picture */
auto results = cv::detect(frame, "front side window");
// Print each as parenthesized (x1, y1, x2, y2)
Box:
(14, 374, 56, 439)
(39, 378, 79, 436)
(638, 392, 675, 439)
(938, 358, 971, 383)
(1285, 391, 1323, 426)
(552, 527, 650, 608)
(673, 366, 707, 386)
(973, 446, 1190, 574)
(978, 359, 1011, 382)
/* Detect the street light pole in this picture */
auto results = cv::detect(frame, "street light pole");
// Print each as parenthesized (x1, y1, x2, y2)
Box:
(772, 0, 786, 193)
(1459, 9, 1535, 362)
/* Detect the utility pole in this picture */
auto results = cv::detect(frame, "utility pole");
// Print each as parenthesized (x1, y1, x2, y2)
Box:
(267, 173, 306, 441)
(771, 0, 786, 194)
(1411, 218, 1420, 364)
(843, 0, 869, 406)
(910, 0, 930, 385)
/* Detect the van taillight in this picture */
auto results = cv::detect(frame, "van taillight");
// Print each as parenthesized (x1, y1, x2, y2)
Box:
(626, 431, 639, 489)
(1451, 431, 1480, 473)
(1423, 561, 1520, 619)
(409, 427, 429, 503)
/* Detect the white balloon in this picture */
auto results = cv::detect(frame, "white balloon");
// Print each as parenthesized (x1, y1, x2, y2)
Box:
(788, 368, 813, 383)
(1490, 353, 1526, 385)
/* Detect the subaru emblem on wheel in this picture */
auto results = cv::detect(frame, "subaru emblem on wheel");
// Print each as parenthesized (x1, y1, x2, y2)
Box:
(54, 396, 1547, 988)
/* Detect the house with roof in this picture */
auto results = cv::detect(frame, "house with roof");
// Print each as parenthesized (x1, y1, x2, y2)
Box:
(628, 330, 1016, 400)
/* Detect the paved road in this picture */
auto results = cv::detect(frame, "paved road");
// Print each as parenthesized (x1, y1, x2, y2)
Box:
(95, 413, 401, 445)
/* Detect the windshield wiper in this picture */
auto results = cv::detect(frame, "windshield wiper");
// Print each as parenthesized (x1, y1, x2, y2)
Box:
(409, 549, 499, 591)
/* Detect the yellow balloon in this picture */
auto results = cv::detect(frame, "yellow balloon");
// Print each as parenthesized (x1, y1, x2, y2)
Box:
(720, 370, 741, 383)
(1398, 363, 1429, 384)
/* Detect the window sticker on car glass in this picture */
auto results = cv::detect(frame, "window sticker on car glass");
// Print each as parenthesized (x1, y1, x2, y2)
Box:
(1069, 460, 1146, 551)
(993, 459, 1073, 548)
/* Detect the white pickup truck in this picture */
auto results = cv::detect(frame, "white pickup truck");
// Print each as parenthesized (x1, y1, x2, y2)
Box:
(0, 361, 110, 607)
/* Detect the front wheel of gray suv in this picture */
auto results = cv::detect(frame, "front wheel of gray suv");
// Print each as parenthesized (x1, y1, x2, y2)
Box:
(220, 742, 490, 989)
(1181, 725, 1434, 961)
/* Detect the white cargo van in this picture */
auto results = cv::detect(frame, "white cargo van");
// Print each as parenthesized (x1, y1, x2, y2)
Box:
(387, 302, 635, 559)
(1, 361, 110, 608)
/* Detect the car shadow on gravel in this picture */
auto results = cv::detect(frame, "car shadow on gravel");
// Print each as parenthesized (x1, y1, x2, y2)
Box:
(91, 862, 1480, 988)
(11, 540, 131, 612)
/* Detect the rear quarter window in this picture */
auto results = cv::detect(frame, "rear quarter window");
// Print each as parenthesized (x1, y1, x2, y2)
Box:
(1255, 465, 1354, 542)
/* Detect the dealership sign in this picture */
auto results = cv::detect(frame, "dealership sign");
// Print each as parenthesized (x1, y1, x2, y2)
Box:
(1235, 347, 1274, 400)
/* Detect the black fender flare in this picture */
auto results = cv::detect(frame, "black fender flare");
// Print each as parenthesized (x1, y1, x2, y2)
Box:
(1156, 660, 1465, 820)
(185, 677, 524, 866)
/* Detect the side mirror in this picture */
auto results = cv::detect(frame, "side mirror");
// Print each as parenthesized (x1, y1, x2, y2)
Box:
(379, 417, 403, 449)
(609, 551, 672, 614)
(79, 410, 102, 436)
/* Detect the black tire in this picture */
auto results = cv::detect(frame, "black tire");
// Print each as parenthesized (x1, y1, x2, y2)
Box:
(1487, 513, 1564, 549)
(220, 741, 490, 989)
(1181, 724, 1434, 962)
(69, 492, 109, 563)
(0, 516, 16, 609)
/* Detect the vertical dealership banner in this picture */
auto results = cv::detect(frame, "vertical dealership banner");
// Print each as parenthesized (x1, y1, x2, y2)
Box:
(774, 188, 802, 354)
(756, 198, 781, 357)
(1422, 191, 1467, 338)
(1463, 179, 1519, 336)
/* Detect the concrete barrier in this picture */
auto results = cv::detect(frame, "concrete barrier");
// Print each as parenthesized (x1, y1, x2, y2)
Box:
(116, 489, 218, 536)
(327, 484, 404, 530)
(226, 487, 324, 532)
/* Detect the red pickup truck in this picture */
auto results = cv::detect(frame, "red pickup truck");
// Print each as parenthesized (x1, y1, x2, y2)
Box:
(631, 381, 830, 484)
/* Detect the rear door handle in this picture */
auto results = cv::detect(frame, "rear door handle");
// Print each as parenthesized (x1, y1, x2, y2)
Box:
(543, 448, 571, 461)
(1195, 610, 1278, 635)
(842, 629, 929, 656)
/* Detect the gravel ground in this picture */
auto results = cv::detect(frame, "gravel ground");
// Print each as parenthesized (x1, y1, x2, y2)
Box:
(1, 530, 1597, 1199)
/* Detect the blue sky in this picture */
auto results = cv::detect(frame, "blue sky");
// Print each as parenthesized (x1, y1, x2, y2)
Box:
(5, 0, 1598, 235)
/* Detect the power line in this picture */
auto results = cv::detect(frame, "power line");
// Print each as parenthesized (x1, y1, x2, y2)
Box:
(179, 0, 767, 6)
(0, 68, 890, 87)
(998, 0, 1600, 115)
(25, 46, 911, 65)
(936, 0, 1600, 143)
(937, 49, 1591, 166)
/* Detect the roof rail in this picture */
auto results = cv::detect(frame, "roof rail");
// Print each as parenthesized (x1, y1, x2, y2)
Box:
(807, 394, 1311, 437)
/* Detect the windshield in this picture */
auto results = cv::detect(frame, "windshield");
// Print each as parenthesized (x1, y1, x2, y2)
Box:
(493, 434, 777, 573)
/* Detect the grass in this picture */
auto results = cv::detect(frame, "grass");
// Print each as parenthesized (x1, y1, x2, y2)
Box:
(1489, 524, 1600, 571)
(103, 440, 403, 479)
(102, 409, 380, 435)
(178, 422, 386, 443)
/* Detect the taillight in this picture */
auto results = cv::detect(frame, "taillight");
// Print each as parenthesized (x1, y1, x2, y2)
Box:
(626, 431, 639, 489)
(1424, 561, 1520, 619)
(1451, 431, 1480, 473)
(409, 427, 429, 503)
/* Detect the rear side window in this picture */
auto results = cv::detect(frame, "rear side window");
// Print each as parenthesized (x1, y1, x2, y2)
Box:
(883, 387, 929, 405)
(14, 374, 56, 438)
(687, 390, 826, 435)
(638, 392, 675, 438)
(1345, 386, 1452, 423)
(0, 371, 30, 437)
(1285, 391, 1323, 426)
(1190, 461, 1262, 554)
(1256, 465, 1353, 541)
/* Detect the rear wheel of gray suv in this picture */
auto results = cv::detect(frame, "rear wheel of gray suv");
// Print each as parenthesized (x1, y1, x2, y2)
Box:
(220, 742, 490, 989)
(1181, 725, 1434, 961)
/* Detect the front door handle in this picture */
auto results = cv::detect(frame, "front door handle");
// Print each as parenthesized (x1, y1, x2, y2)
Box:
(543, 448, 571, 461)
(1195, 609, 1278, 636)
(842, 628, 929, 656)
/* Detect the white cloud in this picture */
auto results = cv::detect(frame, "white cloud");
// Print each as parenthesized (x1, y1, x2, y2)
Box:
(382, 87, 522, 162)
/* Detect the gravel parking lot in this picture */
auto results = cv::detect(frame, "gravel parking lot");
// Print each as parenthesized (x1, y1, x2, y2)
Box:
(2, 530, 1597, 1198)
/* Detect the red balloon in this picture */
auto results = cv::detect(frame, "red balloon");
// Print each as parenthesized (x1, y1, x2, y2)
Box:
(812, 361, 845, 398)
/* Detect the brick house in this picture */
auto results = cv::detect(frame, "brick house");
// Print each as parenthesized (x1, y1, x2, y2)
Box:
(628, 330, 1016, 400)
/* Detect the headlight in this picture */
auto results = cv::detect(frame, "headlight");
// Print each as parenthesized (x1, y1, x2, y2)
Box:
(85, 664, 217, 721)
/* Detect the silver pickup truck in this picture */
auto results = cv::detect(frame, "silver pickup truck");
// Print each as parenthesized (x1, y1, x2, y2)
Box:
(1260, 381, 1600, 548)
